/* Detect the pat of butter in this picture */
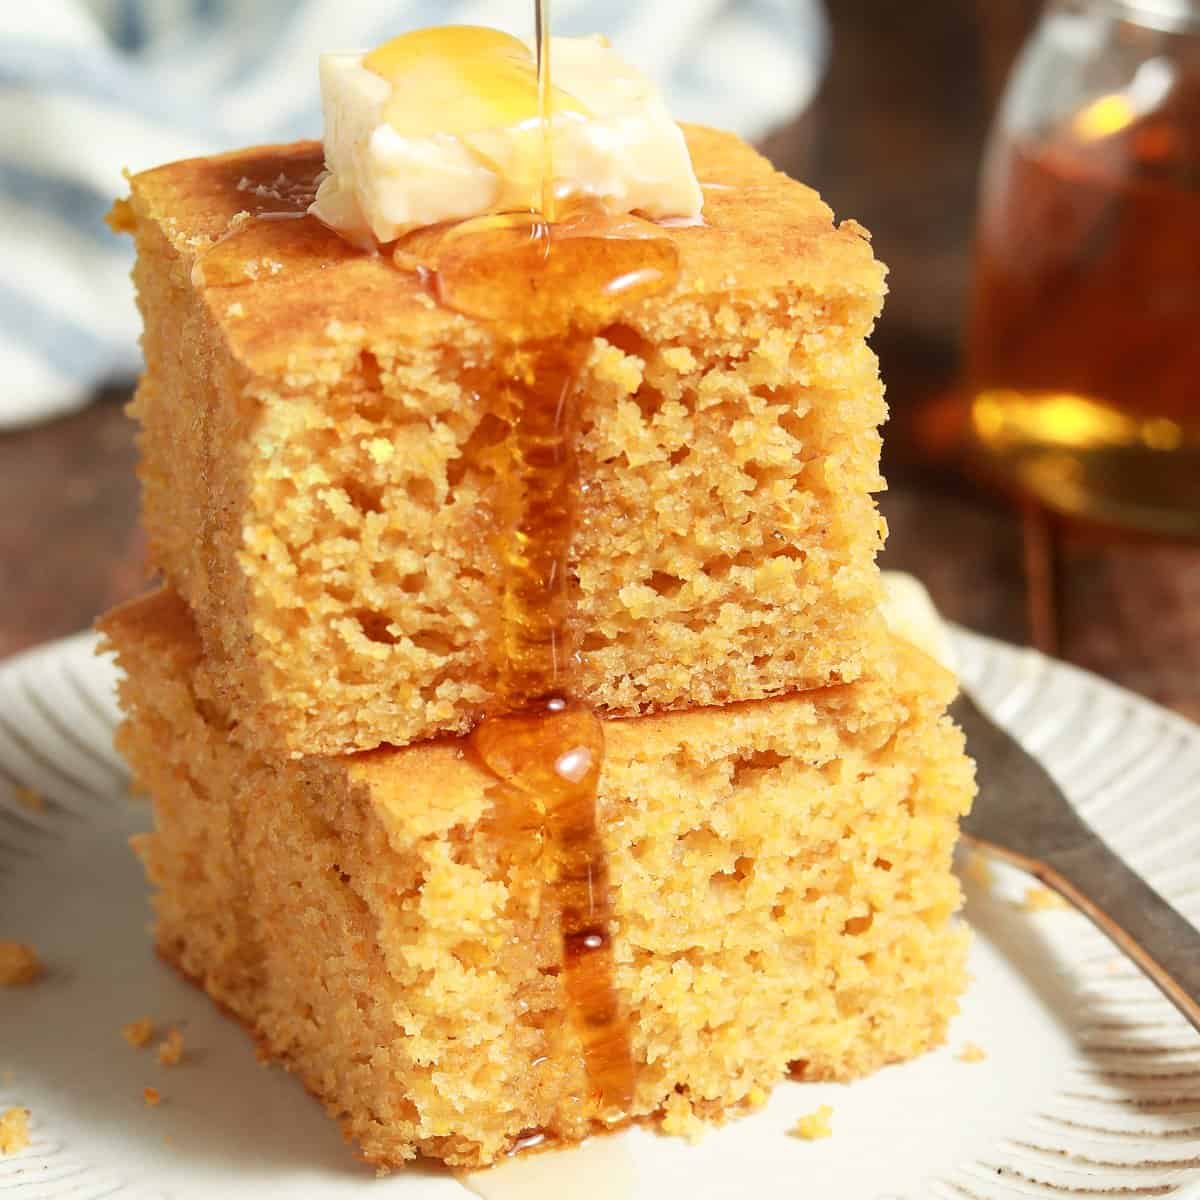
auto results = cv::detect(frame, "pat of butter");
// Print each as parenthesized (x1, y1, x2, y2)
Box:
(310, 30, 703, 244)
(879, 572, 957, 674)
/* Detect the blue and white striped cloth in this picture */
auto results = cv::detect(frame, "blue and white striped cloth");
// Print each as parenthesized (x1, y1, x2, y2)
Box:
(0, 0, 828, 428)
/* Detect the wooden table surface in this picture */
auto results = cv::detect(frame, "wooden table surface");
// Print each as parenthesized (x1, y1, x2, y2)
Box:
(2, 1, 1198, 722)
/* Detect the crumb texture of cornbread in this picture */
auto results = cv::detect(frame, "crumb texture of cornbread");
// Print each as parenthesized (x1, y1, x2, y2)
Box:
(101, 589, 973, 1169)
(792, 1105, 833, 1140)
(157, 1029, 185, 1066)
(117, 125, 889, 757)
(0, 1107, 29, 1155)
(122, 1016, 155, 1048)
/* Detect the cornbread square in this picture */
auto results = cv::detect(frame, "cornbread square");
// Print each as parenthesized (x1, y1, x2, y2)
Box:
(113, 124, 889, 758)
(101, 588, 974, 1169)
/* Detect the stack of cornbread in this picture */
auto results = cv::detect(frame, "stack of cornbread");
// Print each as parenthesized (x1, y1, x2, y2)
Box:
(99, 36, 974, 1172)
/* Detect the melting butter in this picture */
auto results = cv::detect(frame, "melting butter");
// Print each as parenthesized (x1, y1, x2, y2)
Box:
(310, 27, 702, 244)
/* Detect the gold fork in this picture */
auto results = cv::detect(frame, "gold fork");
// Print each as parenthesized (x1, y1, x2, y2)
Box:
(952, 690, 1200, 1032)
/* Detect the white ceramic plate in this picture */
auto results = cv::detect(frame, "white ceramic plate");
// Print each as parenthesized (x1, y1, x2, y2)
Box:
(2, 629, 1199, 1200)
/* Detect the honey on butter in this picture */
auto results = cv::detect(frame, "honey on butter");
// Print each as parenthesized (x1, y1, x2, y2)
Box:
(364, 25, 588, 137)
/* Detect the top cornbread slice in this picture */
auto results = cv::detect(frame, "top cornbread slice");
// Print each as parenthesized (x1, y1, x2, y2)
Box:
(116, 124, 890, 757)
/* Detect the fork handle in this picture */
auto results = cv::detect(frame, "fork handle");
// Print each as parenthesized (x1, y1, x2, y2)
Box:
(980, 835, 1200, 1033)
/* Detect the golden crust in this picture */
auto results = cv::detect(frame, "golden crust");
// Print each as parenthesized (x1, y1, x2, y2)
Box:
(124, 126, 885, 377)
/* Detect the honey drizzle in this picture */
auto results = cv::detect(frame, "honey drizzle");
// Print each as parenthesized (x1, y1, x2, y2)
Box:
(396, 4, 681, 1122)
(190, 207, 316, 288)
(535, 0, 555, 222)
(455, 286, 646, 1114)
(192, 8, 685, 1128)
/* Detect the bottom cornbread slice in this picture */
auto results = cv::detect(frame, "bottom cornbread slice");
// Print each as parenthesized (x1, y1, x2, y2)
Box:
(100, 588, 974, 1170)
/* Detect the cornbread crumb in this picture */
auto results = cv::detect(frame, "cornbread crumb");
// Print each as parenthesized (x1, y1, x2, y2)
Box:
(0, 1107, 30, 1155)
(1021, 886, 1069, 912)
(957, 1042, 987, 1063)
(143, 1086, 162, 1106)
(106, 195, 135, 234)
(157, 1029, 184, 1066)
(962, 850, 995, 892)
(792, 1105, 833, 1140)
(0, 941, 42, 986)
(659, 1091, 708, 1143)
(13, 785, 44, 812)
(122, 1017, 155, 1048)
(364, 437, 395, 464)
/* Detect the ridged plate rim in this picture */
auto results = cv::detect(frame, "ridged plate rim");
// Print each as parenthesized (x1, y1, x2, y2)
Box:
(0, 626, 1198, 1199)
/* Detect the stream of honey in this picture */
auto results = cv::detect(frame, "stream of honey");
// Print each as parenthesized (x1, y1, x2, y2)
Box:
(535, 0, 555, 222)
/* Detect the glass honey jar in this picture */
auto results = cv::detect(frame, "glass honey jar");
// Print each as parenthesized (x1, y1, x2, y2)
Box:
(966, 0, 1200, 535)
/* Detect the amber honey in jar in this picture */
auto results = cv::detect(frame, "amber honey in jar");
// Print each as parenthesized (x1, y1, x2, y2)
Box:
(967, 0, 1200, 535)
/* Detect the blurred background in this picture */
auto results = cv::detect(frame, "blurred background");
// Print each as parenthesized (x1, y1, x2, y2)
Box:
(2, 0, 1197, 722)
